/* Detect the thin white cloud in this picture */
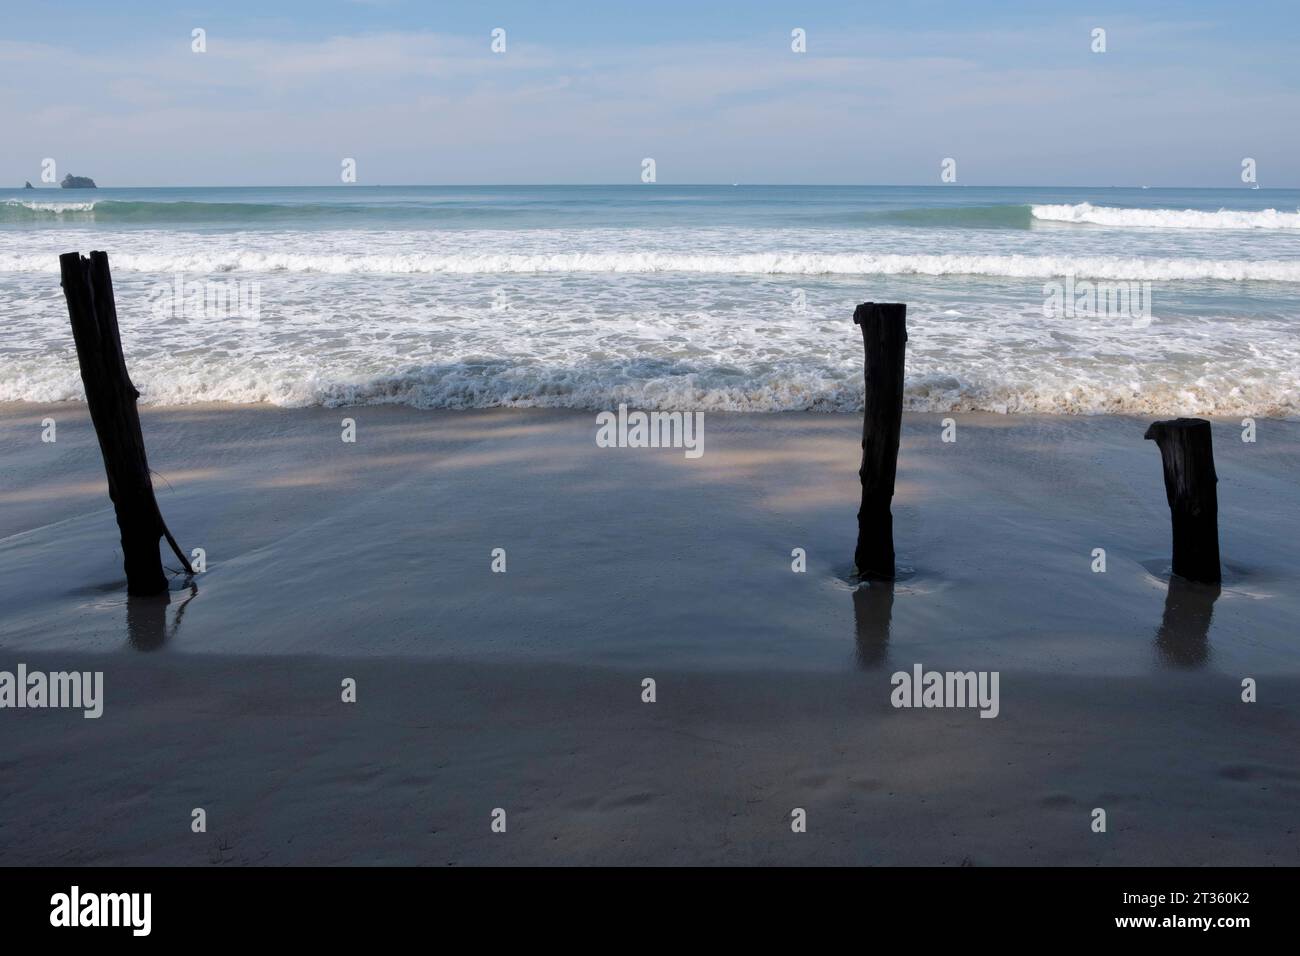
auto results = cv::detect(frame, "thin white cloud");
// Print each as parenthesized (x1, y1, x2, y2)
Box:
(2, 21, 1296, 186)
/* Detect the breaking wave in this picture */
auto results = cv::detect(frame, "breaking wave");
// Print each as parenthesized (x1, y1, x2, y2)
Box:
(1031, 202, 1300, 230)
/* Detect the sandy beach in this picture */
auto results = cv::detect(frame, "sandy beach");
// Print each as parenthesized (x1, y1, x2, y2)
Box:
(1, 402, 1297, 865)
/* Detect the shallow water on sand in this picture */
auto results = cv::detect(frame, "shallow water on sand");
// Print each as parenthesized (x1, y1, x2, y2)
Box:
(1, 405, 1296, 676)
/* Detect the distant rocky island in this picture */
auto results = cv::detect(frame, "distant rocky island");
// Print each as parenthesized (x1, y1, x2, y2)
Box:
(60, 174, 97, 189)
(23, 181, 33, 189)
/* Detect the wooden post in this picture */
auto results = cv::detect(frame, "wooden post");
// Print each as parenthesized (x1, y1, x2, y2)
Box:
(853, 302, 907, 580)
(1143, 417, 1221, 584)
(60, 250, 192, 596)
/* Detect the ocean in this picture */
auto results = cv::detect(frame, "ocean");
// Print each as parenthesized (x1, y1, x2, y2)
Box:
(2, 184, 1297, 415)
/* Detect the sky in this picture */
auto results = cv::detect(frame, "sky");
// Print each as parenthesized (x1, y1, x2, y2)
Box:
(2, 0, 1298, 187)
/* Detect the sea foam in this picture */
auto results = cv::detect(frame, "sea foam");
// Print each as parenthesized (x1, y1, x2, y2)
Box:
(3, 250, 1300, 282)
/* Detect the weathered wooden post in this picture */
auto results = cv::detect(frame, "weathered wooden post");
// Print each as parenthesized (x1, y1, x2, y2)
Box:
(1143, 417, 1220, 585)
(853, 302, 907, 580)
(60, 250, 192, 596)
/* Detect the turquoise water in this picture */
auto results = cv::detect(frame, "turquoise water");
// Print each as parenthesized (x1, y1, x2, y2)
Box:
(5, 184, 1300, 230)
(2, 185, 1297, 414)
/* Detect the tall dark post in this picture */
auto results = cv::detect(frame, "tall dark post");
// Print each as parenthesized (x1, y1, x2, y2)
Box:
(853, 302, 907, 580)
(60, 250, 192, 596)
(1143, 417, 1221, 585)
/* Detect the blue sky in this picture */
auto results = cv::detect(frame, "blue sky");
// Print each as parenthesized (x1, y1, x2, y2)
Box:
(3, 0, 1298, 186)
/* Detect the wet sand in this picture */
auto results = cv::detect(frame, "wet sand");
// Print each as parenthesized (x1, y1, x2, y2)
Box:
(0, 403, 1297, 864)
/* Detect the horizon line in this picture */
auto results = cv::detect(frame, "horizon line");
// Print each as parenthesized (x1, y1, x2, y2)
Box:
(6, 182, 1288, 191)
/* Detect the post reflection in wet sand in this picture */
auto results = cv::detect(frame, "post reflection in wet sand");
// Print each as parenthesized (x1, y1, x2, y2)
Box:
(126, 582, 198, 652)
(852, 580, 895, 668)
(1155, 574, 1220, 667)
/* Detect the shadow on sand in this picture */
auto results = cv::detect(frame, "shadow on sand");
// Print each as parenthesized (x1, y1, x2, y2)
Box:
(1155, 575, 1220, 667)
(126, 580, 199, 651)
(852, 580, 895, 668)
